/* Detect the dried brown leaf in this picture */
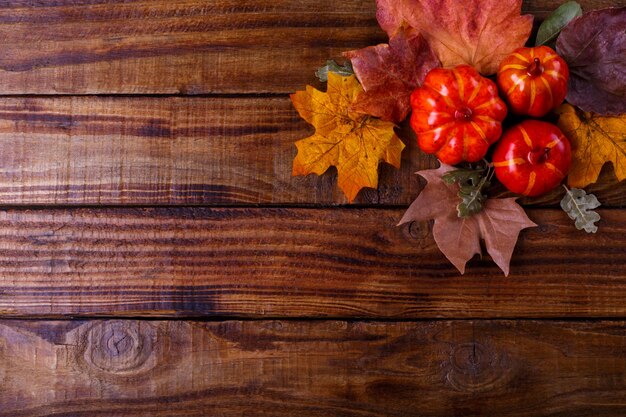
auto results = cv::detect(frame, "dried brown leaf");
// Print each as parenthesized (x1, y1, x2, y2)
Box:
(399, 165, 536, 275)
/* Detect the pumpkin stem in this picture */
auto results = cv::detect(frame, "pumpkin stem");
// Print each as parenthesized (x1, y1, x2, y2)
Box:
(454, 107, 473, 122)
(528, 147, 550, 165)
(527, 57, 543, 77)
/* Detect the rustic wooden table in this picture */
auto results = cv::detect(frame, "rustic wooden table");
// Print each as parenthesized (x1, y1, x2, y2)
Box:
(0, 0, 624, 415)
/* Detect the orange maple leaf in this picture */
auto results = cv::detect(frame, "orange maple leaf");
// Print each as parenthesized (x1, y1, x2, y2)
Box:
(376, 0, 533, 75)
(557, 104, 626, 188)
(291, 73, 405, 202)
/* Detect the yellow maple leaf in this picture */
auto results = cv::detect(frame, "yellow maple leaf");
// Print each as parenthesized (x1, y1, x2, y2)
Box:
(557, 104, 626, 188)
(291, 72, 405, 202)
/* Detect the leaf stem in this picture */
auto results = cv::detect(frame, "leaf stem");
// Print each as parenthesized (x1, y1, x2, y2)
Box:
(562, 184, 586, 220)
(486, 165, 495, 183)
(462, 175, 489, 214)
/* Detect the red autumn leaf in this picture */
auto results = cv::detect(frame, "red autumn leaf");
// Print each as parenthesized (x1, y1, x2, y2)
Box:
(343, 30, 440, 123)
(398, 165, 536, 275)
(556, 7, 626, 115)
(376, 0, 533, 75)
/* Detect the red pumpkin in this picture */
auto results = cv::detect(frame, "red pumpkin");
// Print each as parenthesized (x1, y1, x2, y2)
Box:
(497, 46, 569, 117)
(410, 65, 507, 165)
(493, 120, 571, 197)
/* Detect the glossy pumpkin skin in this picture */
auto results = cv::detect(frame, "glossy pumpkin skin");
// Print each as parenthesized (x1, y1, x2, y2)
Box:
(493, 120, 571, 197)
(410, 65, 507, 165)
(497, 46, 569, 117)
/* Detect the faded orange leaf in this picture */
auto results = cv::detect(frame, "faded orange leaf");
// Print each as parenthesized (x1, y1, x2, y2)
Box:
(376, 0, 533, 75)
(291, 73, 405, 202)
(557, 104, 626, 188)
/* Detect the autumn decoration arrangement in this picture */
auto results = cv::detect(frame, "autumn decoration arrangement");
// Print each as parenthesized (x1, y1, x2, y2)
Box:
(290, 0, 626, 275)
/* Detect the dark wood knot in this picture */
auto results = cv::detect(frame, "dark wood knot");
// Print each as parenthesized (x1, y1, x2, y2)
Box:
(81, 321, 158, 377)
(407, 222, 431, 240)
(444, 341, 511, 392)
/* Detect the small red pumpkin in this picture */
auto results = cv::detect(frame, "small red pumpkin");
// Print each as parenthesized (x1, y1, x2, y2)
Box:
(493, 120, 571, 197)
(410, 65, 507, 165)
(497, 46, 569, 117)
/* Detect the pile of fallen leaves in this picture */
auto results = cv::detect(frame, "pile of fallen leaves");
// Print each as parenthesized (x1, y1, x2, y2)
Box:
(290, 0, 625, 275)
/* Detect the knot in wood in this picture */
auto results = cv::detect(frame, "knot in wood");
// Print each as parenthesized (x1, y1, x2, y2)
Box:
(445, 341, 510, 392)
(82, 321, 157, 377)
(408, 221, 430, 241)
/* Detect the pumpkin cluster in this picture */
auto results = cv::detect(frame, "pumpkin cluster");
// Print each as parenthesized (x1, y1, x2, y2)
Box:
(289, 1, 622, 274)
(410, 46, 572, 197)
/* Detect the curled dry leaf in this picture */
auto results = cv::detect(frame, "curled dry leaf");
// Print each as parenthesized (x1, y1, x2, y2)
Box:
(315, 60, 354, 83)
(560, 186, 601, 233)
(291, 73, 405, 202)
(343, 30, 440, 123)
(376, 0, 533, 75)
(556, 7, 626, 115)
(557, 104, 626, 188)
(398, 165, 536, 275)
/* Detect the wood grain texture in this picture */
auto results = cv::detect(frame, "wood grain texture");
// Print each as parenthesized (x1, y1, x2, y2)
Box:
(0, 207, 624, 318)
(0, 0, 384, 94)
(0, 0, 617, 94)
(0, 96, 623, 206)
(1, 319, 625, 416)
(0, 96, 428, 205)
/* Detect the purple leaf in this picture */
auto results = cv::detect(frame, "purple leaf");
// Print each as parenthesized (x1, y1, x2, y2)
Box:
(556, 7, 626, 115)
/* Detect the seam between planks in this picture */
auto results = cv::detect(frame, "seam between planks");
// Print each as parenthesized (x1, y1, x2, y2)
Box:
(1, 316, 626, 322)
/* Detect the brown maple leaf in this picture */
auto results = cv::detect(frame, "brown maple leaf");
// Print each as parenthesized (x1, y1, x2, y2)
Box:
(398, 165, 536, 275)
(376, 0, 533, 75)
(291, 73, 405, 202)
(343, 30, 440, 123)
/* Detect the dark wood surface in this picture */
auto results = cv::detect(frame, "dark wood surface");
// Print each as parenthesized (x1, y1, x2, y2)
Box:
(0, 0, 385, 94)
(0, 0, 624, 415)
(1, 320, 625, 417)
(0, 97, 623, 206)
(0, 0, 616, 94)
(0, 208, 624, 318)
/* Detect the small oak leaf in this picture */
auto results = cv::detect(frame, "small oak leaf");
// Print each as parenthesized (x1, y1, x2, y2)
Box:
(398, 165, 536, 275)
(560, 186, 601, 233)
(557, 104, 626, 188)
(291, 73, 405, 202)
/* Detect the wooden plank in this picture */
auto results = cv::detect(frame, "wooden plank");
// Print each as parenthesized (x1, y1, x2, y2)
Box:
(0, 0, 617, 95)
(0, 96, 623, 206)
(0, 0, 384, 94)
(0, 96, 428, 205)
(0, 207, 624, 318)
(523, 0, 618, 16)
(1, 319, 625, 416)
